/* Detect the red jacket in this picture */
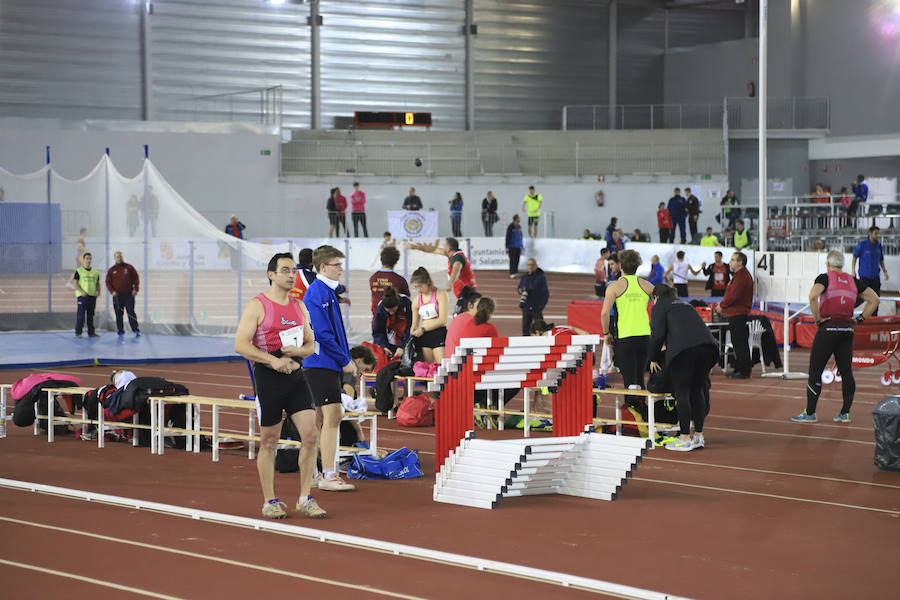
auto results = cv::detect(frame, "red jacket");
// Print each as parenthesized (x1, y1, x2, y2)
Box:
(657, 208, 673, 229)
(719, 267, 753, 316)
(106, 263, 140, 295)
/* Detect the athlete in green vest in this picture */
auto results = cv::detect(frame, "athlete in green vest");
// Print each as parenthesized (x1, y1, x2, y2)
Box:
(600, 249, 655, 391)
(732, 219, 751, 250)
(72, 252, 101, 338)
(521, 185, 543, 238)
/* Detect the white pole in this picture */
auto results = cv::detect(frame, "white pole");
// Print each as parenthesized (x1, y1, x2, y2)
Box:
(758, 0, 767, 255)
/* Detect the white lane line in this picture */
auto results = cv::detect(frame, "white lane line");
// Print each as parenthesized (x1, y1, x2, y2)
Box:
(702, 425, 874, 445)
(706, 413, 872, 432)
(633, 478, 900, 516)
(0, 516, 426, 600)
(646, 457, 900, 489)
(0, 557, 186, 600)
(0, 482, 687, 600)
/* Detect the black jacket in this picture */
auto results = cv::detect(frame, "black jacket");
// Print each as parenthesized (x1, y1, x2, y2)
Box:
(648, 297, 717, 367)
(686, 195, 701, 216)
(703, 262, 731, 290)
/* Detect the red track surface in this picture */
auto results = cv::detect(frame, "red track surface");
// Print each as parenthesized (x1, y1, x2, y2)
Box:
(2, 274, 899, 599)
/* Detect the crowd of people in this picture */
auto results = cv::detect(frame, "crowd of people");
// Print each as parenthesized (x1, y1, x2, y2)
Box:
(319, 184, 546, 240)
(219, 208, 886, 518)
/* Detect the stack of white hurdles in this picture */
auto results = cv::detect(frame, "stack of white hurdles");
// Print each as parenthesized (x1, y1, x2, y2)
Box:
(434, 428, 650, 510)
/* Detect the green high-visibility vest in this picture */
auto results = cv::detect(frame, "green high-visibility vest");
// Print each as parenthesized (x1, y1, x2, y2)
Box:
(75, 267, 100, 297)
(614, 275, 650, 339)
(734, 229, 749, 249)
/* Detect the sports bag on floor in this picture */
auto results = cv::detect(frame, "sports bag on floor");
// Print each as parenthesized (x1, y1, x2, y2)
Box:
(396, 393, 434, 427)
(347, 447, 423, 480)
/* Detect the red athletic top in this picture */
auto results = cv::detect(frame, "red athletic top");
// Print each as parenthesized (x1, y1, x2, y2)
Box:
(819, 271, 857, 320)
(251, 293, 306, 354)
(657, 208, 673, 229)
(448, 251, 477, 297)
(444, 312, 498, 357)
(711, 262, 729, 291)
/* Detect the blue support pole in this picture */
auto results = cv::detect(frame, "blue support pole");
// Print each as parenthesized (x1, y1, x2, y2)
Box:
(142, 144, 150, 325)
(104, 148, 111, 319)
(46, 146, 51, 313)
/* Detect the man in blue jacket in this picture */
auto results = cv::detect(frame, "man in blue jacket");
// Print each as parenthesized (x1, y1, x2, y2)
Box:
(852, 225, 888, 315)
(505, 214, 525, 278)
(518, 258, 550, 336)
(303, 245, 358, 492)
(667, 188, 688, 244)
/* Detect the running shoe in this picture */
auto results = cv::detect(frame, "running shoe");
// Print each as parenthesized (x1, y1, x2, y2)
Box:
(664, 438, 694, 452)
(832, 412, 851, 424)
(296, 497, 327, 518)
(791, 411, 817, 423)
(261, 498, 287, 519)
(691, 434, 705, 449)
(318, 473, 356, 492)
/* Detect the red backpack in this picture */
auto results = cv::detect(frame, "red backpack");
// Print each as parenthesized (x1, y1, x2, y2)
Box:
(396, 394, 434, 427)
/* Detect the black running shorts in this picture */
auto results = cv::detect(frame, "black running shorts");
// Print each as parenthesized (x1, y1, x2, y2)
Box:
(253, 364, 314, 427)
(418, 325, 447, 349)
(303, 367, 343, 407)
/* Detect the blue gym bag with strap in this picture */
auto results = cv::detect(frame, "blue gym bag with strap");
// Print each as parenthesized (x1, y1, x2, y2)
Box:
(348, 447, 423, 480)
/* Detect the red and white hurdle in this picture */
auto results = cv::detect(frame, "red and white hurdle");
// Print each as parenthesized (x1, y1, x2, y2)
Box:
(430, 333, 651, 509)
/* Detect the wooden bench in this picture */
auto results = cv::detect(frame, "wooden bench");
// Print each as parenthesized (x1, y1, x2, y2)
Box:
(468, 386, 677, 445)
(147, 394, 381, 464)
(37, 386, 148, 449)
(358, 372, 435, 417)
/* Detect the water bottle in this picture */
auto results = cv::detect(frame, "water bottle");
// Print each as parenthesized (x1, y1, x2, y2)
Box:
(594, 373, 606, 390)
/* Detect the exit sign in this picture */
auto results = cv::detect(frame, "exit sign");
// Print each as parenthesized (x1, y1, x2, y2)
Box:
(260, 149, 271, 156)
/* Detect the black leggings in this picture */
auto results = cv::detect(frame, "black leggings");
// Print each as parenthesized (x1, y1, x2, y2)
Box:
(806, 326, 855, 415)
(669, 345, 716, 435)
(352, 212, 368, 237)
(614, 335, 649, 390)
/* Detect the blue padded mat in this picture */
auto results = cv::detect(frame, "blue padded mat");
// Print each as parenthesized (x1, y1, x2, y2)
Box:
(0, 331, 239, 369)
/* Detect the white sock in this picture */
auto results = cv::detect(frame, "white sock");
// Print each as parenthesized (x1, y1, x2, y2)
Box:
(324, 469, 335, 479)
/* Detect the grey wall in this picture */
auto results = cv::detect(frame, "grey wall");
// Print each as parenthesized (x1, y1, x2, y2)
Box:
(0, 0, 747, 132)
(728, 138, 810, 200)
(802, 0, 900, 136)
(664, 39, 760, 104)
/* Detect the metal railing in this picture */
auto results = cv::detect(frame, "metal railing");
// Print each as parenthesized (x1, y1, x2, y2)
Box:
(562, 97, 829, 131)
(175, 85, 283, 130)
(281, 141, 726, 177)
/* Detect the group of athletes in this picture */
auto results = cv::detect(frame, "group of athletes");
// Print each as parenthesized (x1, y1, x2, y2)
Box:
(235, 231, 881, 516)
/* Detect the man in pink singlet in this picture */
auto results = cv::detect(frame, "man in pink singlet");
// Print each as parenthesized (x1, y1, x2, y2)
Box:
(234, 252, 326, 519)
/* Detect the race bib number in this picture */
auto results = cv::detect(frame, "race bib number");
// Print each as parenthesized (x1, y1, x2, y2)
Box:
(714, 272, 724, 282)
(419, 303, 439, 321)
(278, 325, 304, 348)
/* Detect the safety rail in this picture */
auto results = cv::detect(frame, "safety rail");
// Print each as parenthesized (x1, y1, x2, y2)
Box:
(281, 140, 725, 177)
(172, 85, 283, 130)
(562, 97, 829, 132)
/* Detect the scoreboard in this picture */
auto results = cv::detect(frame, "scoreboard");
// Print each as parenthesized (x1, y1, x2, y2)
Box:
(354, 111, 432, 129)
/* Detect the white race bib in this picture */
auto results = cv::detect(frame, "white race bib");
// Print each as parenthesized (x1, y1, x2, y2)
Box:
(419, 302, 438, 321)
(714, 272, 724, 282)
(278, 325, 304, 348)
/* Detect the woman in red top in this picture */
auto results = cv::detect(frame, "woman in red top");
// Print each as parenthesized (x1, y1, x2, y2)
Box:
(333, 187, 348, 238)
(444, 286, 498, 357)
(656, 202, 673, 244)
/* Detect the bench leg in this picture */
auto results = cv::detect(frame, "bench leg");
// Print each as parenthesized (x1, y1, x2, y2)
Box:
(33, 401, 39, 436)
(648, 397, 656, 448)
(615, 396, 622, 436)
(150, 399, 157, 454)
(524, 388, 531, 438)
(193, 404, 201, 454)
(98, 404, 105, 449)
(369, 415, 377, 457)
(248, 409, 255, 461)
(212, 405, 220, 463)
(157, 399, 166, 456)
(132, 414, 139, 447)
(498, 389, 505, 431)
(46, 390, 54, 443)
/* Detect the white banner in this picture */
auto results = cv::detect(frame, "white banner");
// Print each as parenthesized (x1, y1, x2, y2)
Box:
(387, 210, 439, 240)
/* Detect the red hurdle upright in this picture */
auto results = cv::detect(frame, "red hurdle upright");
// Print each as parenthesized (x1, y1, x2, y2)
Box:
(431, 334, 599, 470)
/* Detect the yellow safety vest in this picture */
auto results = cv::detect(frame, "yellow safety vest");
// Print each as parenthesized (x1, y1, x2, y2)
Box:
(524, 194, 542, 217)
(614, 275, 651, 339)
(734, 229, 749, 249)
(700, 235, 718, 247)
(75, 267, 100, 297)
